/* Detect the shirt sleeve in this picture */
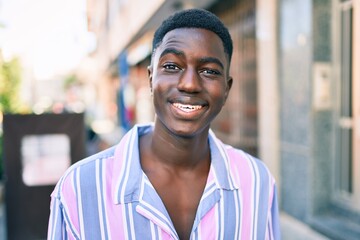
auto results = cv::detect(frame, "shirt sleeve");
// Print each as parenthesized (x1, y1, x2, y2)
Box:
(47, 193, 79, 240)
(268, 184, 281, 240)
(47, 194, 66, 240)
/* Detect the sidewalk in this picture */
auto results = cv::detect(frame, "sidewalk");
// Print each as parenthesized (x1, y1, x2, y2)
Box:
(280, 212, 330, 240)
(0, 199, 5, 239)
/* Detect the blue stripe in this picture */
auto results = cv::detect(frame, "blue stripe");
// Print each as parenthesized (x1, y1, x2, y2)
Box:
(49, 197, 59, 239)
(80, 162, 102, 240)
(271, 185, 281, 239)
(98, 160, 109, 239)
(117, 130, 134, 202)
(216, 191, 222, 239)
(222, 189, 237, 239)
(118, 128, 142, 203)
(255, 161, 271, 238)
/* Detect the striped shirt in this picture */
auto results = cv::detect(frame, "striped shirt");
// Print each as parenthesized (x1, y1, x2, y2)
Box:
(48, 124, 281, 240)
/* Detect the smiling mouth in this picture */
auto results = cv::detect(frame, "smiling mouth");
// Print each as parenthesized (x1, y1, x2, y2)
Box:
(172, 103, 203, 112)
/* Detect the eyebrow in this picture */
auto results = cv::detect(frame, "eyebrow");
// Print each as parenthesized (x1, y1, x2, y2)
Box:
(199, 57, 224, 70)
(159, 48, 185, 59)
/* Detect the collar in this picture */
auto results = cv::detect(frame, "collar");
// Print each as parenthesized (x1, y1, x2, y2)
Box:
(112, 124, 239, 205)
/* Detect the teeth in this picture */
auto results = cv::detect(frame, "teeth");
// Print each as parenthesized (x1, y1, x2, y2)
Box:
(173, 103, 202, 112)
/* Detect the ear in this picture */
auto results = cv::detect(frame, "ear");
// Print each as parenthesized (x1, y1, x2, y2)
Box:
(224, 77, 233, 103)
(147, 65, 153, 94)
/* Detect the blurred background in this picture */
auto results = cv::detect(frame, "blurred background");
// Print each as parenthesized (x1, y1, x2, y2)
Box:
(0, 0, 359, 239)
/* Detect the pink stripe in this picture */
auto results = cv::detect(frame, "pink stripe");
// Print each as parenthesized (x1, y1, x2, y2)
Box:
(227, 148, 242, 184)
(62, 172, 80, 233)
(160, 231, 173, 240)
(112, 131, 131, 201)
(103, 156, 126, 238)
(199, 206, 216, 238)
(228, 150, 254, 239)
(105, 203, 125, 238)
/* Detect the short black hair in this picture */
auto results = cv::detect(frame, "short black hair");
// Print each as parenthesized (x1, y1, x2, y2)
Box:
(152, 8, 233, 62)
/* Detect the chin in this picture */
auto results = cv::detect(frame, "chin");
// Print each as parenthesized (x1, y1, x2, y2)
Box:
(169, 122, 210, 138)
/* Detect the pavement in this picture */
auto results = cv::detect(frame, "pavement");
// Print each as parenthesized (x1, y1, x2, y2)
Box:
(0, 197, 5, 240)
(280, 212, 330, 240)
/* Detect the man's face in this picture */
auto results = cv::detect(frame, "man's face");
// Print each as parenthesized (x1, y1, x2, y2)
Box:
(148, 28, 233, 137)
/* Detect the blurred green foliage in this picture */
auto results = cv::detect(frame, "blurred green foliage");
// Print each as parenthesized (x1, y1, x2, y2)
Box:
(0, 55, 23, 113)
(0, 53, 24, 179)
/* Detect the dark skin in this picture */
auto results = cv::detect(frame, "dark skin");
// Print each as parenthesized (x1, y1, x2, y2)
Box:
(140, 28, 232, 240)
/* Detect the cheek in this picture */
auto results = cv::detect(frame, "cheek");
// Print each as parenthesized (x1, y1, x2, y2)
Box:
(210, 85, 227, 103)
(151, 81, 168, 112)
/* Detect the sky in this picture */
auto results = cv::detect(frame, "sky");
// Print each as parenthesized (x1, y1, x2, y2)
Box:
(0, 0, 95, 79)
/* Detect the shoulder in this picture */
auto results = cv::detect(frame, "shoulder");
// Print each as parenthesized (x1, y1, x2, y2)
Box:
(51, 146, 117, 198)
(66, 145, 116, 177)
(222, 143, 275, 185)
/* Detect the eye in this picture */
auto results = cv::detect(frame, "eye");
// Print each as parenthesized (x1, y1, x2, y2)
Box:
(163, 63, 181, 72)
(201, 69, 221, 76)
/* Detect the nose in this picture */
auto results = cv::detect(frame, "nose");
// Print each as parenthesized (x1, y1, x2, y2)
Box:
(177, 68, 202, 93)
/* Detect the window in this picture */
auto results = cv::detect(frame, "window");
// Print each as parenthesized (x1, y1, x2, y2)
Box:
(333, 0, 360, 210)
(21, 134, 71, 186)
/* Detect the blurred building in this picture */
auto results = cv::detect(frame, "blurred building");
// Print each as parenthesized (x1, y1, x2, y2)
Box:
(83, 0, 360, 239)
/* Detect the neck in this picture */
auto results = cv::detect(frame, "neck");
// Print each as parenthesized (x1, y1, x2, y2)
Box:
(141, 122, 211, 170)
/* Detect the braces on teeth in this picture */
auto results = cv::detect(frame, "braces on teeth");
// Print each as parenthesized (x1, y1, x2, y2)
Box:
(173, 103, 202, 111)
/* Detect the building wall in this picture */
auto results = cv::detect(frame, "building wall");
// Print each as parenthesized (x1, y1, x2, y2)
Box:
(209, 0, 258, 156)
(278, 0, 360, 238)
(279, 0, 313, 221)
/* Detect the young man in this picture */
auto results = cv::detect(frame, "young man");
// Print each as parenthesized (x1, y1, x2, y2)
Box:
(48, 8, 280, 240)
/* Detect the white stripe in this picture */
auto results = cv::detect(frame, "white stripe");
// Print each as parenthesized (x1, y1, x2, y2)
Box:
(201, 180, 217, 200)
(127, 203, 136, 239)
(141, 199, 174, 230)
(136, 205, 176, 239)
(219, 189, 225, 239)
(76, 168, 85, 238)
(250, 156, 260, 239)
(121, 203, 129, 239)
(238, 188, 244, 239)
(157, 225, 163, 240)
(150, 221, 156, 239)
(233, 190, 240, 239)
(267, 217, 272, 240)
(95, 160, 106, 240)
(215, 202, 219, 239)
(102, 160, 112, 240)
(197, 222, 202, 240)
